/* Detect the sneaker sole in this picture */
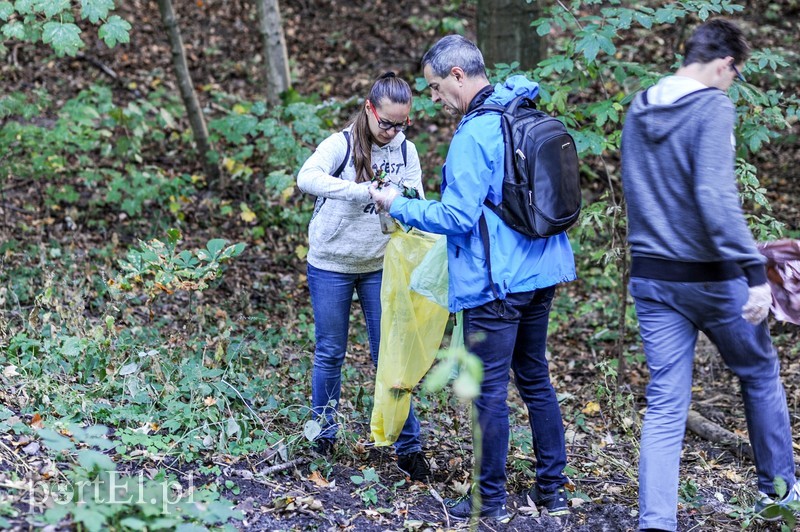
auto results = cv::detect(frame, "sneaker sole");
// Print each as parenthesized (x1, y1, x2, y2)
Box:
(447, 513, 511, 524)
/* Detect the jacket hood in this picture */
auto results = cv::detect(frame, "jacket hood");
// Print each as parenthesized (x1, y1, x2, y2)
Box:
(628, 85, 724, 143)
(487, 75, 539, 106)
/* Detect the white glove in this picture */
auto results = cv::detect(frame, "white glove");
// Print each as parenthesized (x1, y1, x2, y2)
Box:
(369, 182, 400, 212)
(742, 283, 772, 325)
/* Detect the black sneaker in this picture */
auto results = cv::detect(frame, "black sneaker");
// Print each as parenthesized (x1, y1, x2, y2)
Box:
(313, 438, 334, 456)
(444, 494, 511, 523)
(527, 485, 570, 516)
(396, 451, 431, 482)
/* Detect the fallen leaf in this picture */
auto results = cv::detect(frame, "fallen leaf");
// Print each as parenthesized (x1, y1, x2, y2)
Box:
(203, 396, 217, 406)
(308, 470, 330, 487)
(571, 497, 586, 508)
(30, 413, 44, 429)
(725, 469, 744, 483)
(581, 401, 601, 416)
(518, 493, 540, 516)
(3, 365, 19, 378)
(22, 441, 40, 455)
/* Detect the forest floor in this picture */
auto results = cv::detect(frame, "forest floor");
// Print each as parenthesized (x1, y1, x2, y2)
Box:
(2, 0, 800, 531)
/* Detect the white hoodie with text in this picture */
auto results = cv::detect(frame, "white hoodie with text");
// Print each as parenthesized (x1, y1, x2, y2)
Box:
(296, 125, 423, 273)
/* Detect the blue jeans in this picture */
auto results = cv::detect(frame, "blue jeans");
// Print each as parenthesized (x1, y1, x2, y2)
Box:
(630, 276, 796, 531)
(307, 263, 422, 456)
(462, 286, 567, 508)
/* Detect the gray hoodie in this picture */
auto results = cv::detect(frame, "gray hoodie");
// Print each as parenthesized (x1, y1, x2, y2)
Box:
(297, 125, 423, 273)
(621, 76, 766, 284)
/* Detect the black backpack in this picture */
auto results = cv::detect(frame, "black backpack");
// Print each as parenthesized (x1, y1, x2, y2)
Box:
(311, 130, 407, 218)
(468, 95, 581, 304)
(469, 95, 581, 238)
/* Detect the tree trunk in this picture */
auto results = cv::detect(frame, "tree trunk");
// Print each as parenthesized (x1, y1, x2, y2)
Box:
(155, 0, 222, 188)
(256, 0, 291, 106)
(477, 0, 546, 72)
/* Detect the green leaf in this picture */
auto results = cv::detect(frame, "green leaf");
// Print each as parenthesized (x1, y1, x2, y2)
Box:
(206, 238, 227, 259)
(77, 449, 116, 472)
(535, 20, 550, 36)
(210, 113, 259, 144)
(61, 336, 82, 357)
(38, 428, 76, 452)
(1, 20, 24, 39)
(98, 15, 130, 47)
(654, 7, 685, 24)
(303, 419, 321, 441)
(423, 357, 455, 392)
(575, 27, 616, 63)
(42, 21, 83, 56)
(0, 2, 14, 20)
(14, 0, 34, 15)
(453, 373, 480, 400)
(119, 518, 148, 530)
(33, 0, 69, 17)
(81, 0, 113, 23)
(633, 11, 653, 28)
(72, 506, 107, 532)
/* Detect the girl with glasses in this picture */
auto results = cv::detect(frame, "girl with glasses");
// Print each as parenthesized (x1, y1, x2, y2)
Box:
(296, 72, 430, 481)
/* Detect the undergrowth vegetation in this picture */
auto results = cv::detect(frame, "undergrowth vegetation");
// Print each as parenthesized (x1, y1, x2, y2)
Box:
(1, 0, 799, 530)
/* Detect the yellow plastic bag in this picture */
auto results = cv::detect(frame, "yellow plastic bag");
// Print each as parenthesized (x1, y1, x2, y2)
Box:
(409, 233, 449, 308)
(370, 229, 450, 446)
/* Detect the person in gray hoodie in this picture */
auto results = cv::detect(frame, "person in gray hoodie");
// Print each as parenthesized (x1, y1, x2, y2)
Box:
(621, 19, 799, 531)
(296, 72, 430, 481)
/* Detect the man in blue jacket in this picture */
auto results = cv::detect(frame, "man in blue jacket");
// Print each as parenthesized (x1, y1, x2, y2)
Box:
(370, 34, 576, 523)
(622, 19, 799, 531)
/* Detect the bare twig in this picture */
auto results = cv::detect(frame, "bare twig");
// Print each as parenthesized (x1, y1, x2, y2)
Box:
(257, 457, 307, 476)
(76, 53, 120, 81)
(430, 487, 450, 529)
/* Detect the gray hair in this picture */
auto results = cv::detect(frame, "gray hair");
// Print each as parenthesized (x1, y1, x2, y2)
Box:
(421, 35, 487, 78)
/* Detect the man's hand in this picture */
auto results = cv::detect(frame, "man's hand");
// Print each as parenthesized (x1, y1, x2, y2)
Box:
(369, 182, 400, 212)
(742, 283, 772, 325)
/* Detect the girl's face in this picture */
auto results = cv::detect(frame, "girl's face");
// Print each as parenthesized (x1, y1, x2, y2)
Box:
(365, 98, 411, 146)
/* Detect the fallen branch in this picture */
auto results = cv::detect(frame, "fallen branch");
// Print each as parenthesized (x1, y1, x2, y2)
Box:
(686, 409, 753, 461)
(257, 457, 307, 476)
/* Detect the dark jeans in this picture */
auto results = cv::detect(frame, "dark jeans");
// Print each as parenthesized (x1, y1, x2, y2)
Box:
(307, 263, 422, 455)
(462, 286, 567, 507)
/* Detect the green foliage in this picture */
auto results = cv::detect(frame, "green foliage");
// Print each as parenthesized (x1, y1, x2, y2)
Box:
(0, 85, 194, 221)
(207, 94, 349, 232)
(424, 344, 484, 402)
(111, 229, 245, 301)
(516, 0, 799, 352)
(29, 423, 243, 531)
(0, 0, 130, 56)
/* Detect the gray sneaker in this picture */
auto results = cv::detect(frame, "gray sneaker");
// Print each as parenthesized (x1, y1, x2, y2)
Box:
(754, 480, 800, 521)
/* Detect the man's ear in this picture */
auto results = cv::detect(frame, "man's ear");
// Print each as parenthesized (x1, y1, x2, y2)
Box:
(450, 66, 465, 83)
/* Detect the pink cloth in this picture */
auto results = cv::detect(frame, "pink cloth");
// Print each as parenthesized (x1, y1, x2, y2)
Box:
(757, 239, 800, 325)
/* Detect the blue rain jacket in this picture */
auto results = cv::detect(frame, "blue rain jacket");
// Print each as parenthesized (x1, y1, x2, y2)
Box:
(390, 75, 576, 312)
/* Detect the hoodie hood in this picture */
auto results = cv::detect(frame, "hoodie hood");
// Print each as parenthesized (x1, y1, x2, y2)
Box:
(487, 74, 539, 106)
(628, 79, 724, 143)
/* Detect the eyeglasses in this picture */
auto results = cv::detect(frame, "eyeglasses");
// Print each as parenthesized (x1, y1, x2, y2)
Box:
(731, 63, 746, 83)
(367, 100, 410, 132)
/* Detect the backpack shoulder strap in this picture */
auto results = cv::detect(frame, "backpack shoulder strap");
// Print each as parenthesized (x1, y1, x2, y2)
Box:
(466, 102, 506, 119)
(401, 138, 407, 167)
(312, 130, 350, 220)
(331, 130, 351, 178)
